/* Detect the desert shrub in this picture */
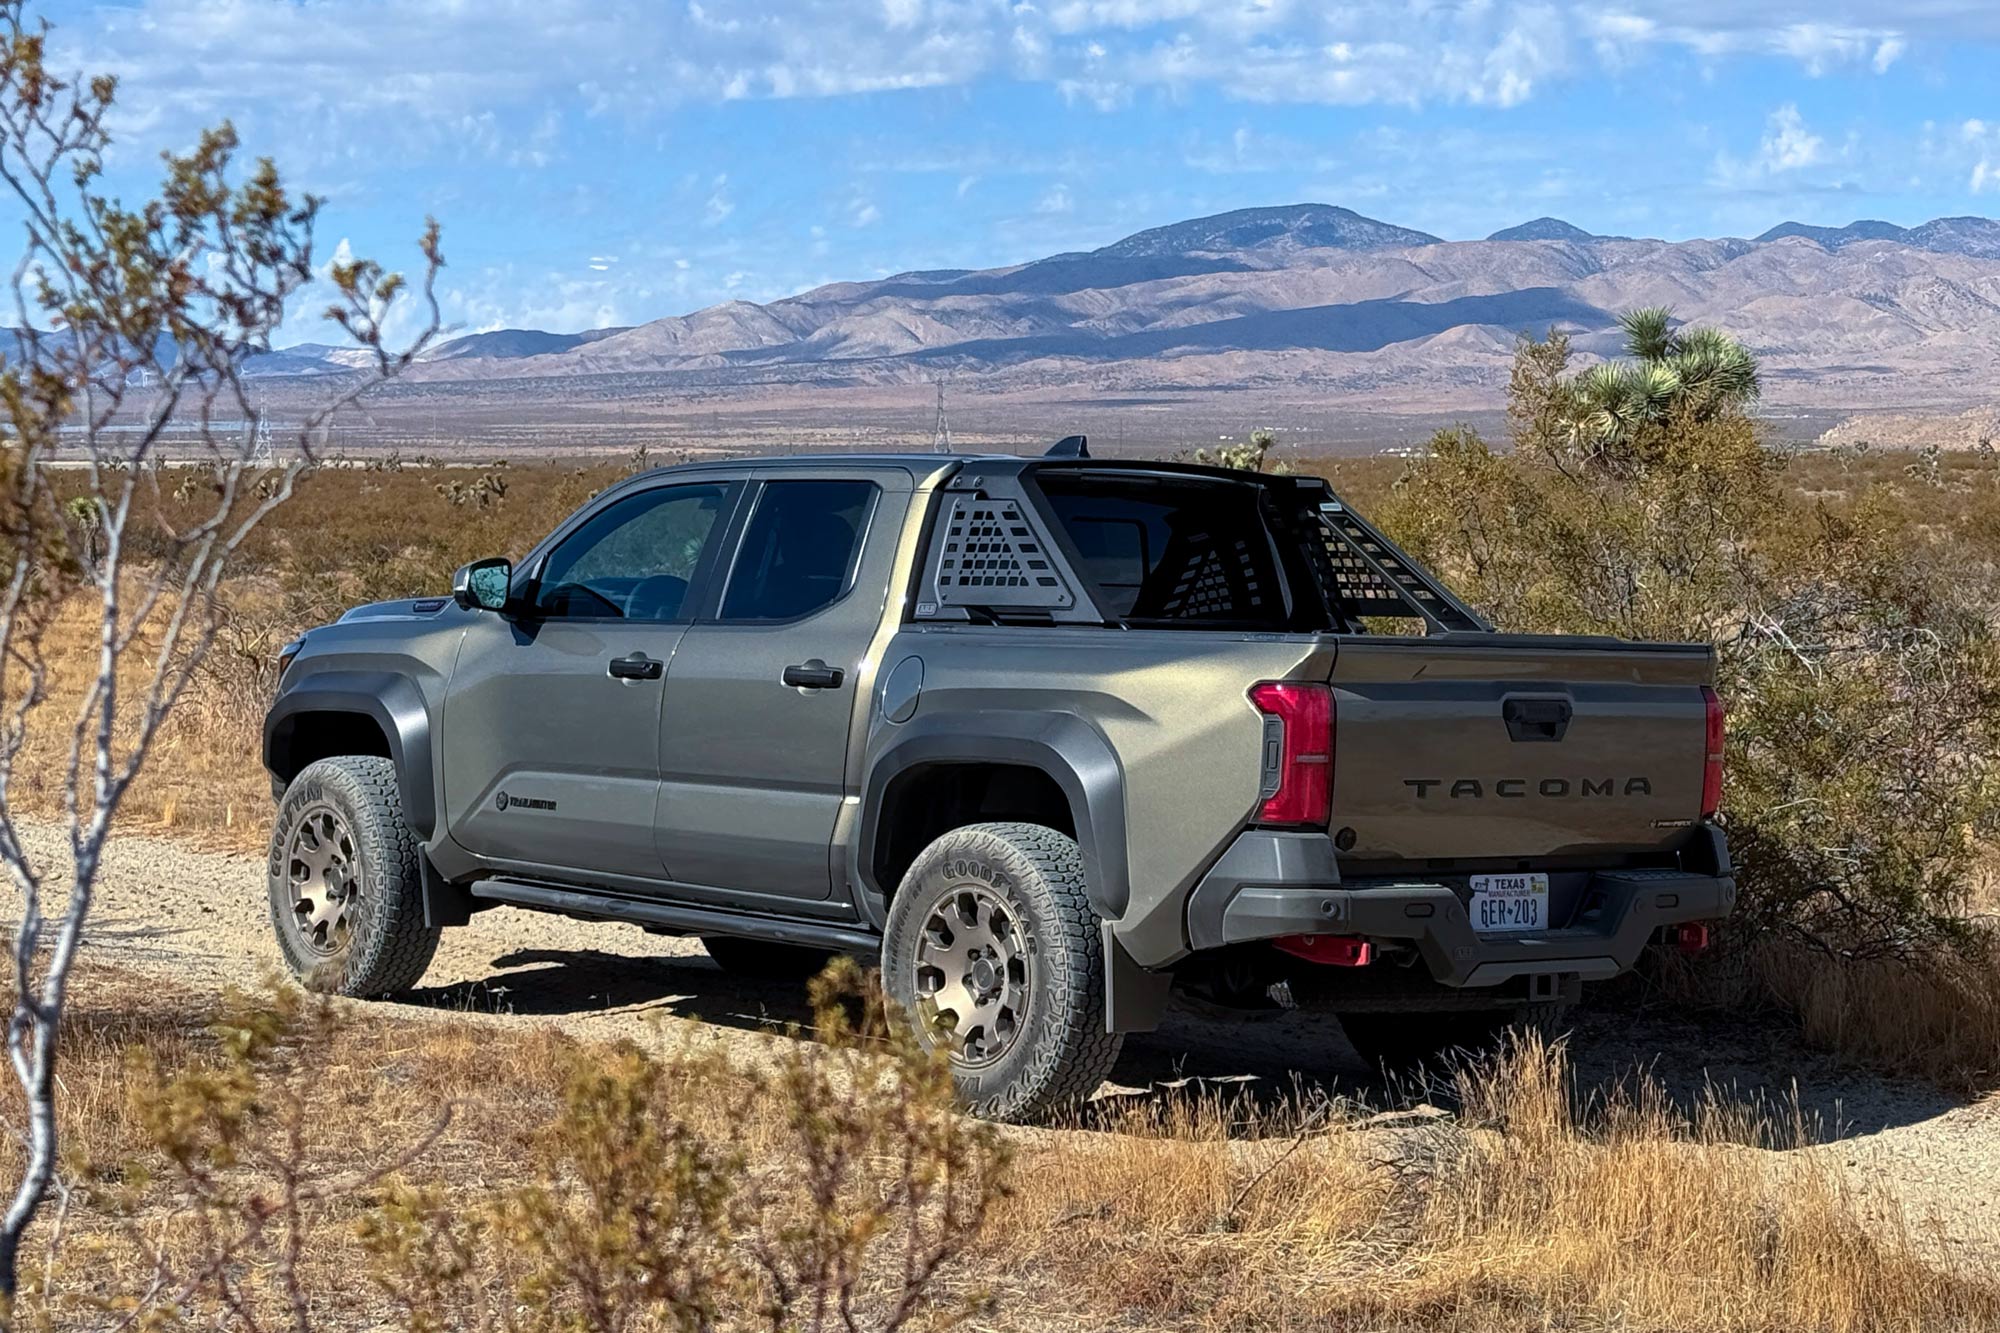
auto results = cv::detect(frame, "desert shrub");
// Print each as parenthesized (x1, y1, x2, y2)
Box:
(364, 959, 1007, 1332)
(1194, 427, 1289, 474)
(33, 962, 1006, 1332)
(1379, 328, 2000, 960)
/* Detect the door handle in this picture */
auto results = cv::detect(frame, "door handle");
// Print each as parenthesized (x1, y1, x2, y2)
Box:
(782, 661, 844, 690)
(608, 653, 663, 681)
(1502, 696, 1572, 742)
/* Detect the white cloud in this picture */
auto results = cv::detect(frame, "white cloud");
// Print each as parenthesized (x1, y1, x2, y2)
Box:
(1964, 119, 2000, 193)
(1708, 102, 1841, 188)
(1036, 183, 1074, 214)
(703, 175, 735, 227)
(43, 0, 1985, 152)
(850, 198, 881, 227)
(1758, 104, 1825, 171)
(1774, 23, 1880, 75)
(1587, 13, 1657, 68)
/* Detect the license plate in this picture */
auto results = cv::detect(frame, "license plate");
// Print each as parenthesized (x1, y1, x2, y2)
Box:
(1468, 872, 1549, 934)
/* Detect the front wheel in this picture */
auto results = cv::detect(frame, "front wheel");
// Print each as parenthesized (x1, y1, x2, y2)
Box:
(267, 755, 440, 997)
(882, 822, 1122, 1123)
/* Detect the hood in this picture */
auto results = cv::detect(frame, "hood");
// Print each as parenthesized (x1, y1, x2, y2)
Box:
(336, 595, 456, 624)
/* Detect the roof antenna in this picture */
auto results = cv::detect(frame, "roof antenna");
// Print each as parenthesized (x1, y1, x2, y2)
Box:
(1045, 434, 1089, 458)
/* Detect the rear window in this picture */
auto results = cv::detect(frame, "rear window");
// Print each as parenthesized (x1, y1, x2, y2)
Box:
(1035, 471, 1299, 629)
(720, 479, 877, 622)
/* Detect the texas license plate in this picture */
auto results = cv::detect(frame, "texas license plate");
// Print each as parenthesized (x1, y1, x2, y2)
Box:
(1468, 872, 1549, 934)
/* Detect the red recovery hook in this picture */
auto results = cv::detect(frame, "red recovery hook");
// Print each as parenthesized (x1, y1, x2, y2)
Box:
(1273, 934, 1373, 967)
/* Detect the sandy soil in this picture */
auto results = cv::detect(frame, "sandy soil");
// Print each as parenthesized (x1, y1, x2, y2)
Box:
(37, 821, 2000, 1274)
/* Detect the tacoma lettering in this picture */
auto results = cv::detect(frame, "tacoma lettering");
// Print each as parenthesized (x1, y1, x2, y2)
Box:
(1404, 777, 1654, 798)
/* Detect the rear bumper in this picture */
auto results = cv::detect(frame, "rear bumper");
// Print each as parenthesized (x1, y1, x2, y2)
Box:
(1183, 827, 1736, 988)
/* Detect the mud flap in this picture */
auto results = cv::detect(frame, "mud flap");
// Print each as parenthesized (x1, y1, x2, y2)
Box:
(1103, 923, 1173, 1034)
(419, 853, 474, 928)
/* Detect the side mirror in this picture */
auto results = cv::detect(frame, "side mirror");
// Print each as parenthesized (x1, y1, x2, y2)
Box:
(453, 557, 514, 612)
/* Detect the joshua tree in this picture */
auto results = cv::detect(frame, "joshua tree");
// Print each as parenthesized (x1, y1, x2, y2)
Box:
(0, 5, 442, 1313)
(1570, 307, 1760, 459)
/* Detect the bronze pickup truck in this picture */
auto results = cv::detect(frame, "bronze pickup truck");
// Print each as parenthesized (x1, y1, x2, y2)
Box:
(263, 439, 1734, 1120)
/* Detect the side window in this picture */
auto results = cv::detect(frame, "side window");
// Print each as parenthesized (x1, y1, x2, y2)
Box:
(533, 482, 731, 620)
(718, 479, 878, 622)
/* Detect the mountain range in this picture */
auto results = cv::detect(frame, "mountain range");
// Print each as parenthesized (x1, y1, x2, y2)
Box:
(255, 203, 2000, 414)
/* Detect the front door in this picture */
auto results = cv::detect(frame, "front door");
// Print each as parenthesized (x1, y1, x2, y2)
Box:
(442, 478, 739, 882)
(658, 470, 909, 903)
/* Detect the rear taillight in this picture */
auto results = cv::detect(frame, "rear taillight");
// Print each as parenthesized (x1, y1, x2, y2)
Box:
(1701, 685, 1725, 819)
(1249, 681, 1332, 826)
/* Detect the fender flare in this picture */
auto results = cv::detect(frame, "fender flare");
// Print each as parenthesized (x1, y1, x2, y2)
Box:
(263, 671, 438, 842)
(858, 711, 1128, 921)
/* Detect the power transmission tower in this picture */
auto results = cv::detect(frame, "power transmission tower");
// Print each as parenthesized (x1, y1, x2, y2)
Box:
(249, 412, 274, 468)
(931, 374, 952, 453)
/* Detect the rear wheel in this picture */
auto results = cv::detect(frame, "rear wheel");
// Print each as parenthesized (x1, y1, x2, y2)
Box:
(267, 755, 439, 997)
(1338, 1004, 1569, 1072)
(883, 822, 1122, 1122)
(700, 935, 837, 979)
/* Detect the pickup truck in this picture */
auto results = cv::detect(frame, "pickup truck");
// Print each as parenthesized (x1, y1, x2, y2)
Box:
(263, 441, 1735, 1120)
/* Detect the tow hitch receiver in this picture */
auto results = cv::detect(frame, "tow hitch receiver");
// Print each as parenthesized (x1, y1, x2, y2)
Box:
(1275, 934, 1373, 967)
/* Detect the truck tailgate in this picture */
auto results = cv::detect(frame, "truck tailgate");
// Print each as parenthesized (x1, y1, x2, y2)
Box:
(1325, 633, 1714, 864)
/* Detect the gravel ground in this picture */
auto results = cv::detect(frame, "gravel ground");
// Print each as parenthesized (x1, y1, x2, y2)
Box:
(34, 821, 2000, 1273)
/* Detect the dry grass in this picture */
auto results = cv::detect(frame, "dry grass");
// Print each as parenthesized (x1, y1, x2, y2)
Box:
(1654, 933, 2000, 1093)
(11, 964, 1999, 1331)
(7, 574, 297, 846)
(997, 1040, 1994, 1332)
(11, 460, 636, 848)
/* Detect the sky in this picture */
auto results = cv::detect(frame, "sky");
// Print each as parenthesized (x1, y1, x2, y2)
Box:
(27, 0, 2000, 343)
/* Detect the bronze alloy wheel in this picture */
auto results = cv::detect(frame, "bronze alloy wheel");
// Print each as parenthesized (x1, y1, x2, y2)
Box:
(913, 883, 1033, 1067)
(286, 802, 362, 957)
(266, 755, 440, 998)
(883, 822, 1122, 1121)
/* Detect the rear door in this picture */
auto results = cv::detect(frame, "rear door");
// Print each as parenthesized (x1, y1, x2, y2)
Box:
(656, 467, 910, 903)
(441, 477, 740, 881)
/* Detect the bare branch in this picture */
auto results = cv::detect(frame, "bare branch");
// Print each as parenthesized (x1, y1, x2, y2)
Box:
(0, 4, 445, 1313)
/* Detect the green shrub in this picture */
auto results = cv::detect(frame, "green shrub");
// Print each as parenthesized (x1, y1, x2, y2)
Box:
(1380, 328, 2000, 958)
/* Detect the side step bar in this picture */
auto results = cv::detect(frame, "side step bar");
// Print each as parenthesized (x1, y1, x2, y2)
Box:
(470, 877, 882, 955)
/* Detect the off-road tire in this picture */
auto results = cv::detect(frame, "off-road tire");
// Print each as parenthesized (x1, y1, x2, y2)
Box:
(700, 934, 837, 980)
(883, 822, 1122, 1123)
(1338, 1003, 1571, 1073)
(267, 755, 440, 997)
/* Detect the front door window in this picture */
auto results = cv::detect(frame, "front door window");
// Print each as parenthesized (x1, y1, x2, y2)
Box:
(534, 482, 732, 621)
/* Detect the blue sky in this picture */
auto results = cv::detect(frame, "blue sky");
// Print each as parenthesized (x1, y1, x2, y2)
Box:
(32, 0, 2000, 342)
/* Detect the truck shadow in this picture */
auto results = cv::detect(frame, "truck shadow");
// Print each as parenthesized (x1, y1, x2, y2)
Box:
(401, 944, 821, 1029)
(397, 943, 1966, 1147)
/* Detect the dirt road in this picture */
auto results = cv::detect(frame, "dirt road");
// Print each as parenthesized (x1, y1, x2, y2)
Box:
(39, 821, 2000, 1272)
